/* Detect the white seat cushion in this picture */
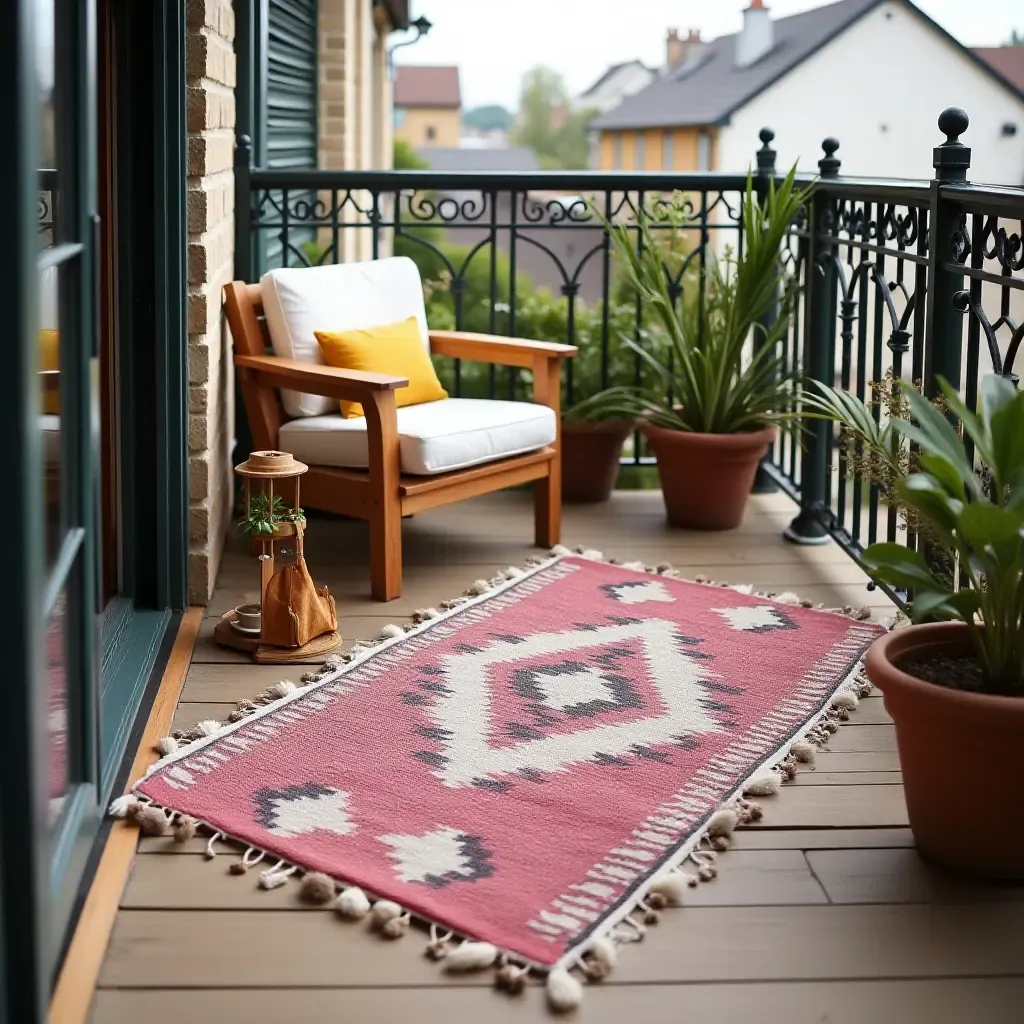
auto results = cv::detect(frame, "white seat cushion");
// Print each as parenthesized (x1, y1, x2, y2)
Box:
(260, 257, 430, 418)
(279, 398, 556, 476)
(41, 414, 61, 464)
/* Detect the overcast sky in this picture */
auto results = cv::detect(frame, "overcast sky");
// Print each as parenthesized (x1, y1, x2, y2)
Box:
(398, 0, 1023, 109)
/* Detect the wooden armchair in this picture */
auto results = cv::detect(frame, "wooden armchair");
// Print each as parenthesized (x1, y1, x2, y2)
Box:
(223, 262, 576, 602)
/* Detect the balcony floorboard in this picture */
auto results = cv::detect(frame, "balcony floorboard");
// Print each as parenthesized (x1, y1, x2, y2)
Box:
(90, 489, 1024, 1021)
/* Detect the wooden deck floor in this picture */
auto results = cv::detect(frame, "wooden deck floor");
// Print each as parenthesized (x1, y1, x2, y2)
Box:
(90, 490, 1024, 1023)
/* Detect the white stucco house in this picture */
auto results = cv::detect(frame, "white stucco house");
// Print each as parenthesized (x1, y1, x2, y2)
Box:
(575, 60, 657, 115)
(590, 0, 1024, 185)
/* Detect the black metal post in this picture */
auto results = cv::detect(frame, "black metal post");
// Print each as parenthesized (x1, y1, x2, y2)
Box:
(232, 133, 255, 466)
(923, 107, 971, 398)
(785, 138, 841, 545)
(233, 134, 254, 283)
(751, 127, 779, 493)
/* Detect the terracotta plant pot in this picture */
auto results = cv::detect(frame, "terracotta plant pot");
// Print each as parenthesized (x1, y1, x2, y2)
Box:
(865, 622, 1024, 882)
(561, 419, 634, 503)
(640, 424, 776, 529)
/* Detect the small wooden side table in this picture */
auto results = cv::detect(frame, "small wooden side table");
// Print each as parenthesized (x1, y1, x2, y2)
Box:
(213, 450, 342, 664)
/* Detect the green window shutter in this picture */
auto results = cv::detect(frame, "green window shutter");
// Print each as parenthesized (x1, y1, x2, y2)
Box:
(262, 0, 319, 270)
(266, 0, 318, 169)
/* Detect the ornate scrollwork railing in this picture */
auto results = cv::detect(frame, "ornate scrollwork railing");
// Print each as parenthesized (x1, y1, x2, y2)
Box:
(238, 109, 1024, 608)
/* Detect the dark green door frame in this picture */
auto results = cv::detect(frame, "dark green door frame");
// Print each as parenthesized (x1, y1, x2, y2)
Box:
(0, 1, 189, 1018)
(0, 0, 54, 1015)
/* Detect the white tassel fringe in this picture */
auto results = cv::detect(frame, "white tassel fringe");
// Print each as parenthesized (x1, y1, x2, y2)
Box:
(154, 736, 178, 756)
(443, 942, 498, 973)
(108, 794, 139, 818)
(335, 886, 371, 919)
(546, 967, 583, 1011)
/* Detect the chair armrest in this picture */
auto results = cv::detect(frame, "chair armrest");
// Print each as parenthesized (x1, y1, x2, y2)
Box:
(235, 354, 408, 403)
(429, 331, 577, 369)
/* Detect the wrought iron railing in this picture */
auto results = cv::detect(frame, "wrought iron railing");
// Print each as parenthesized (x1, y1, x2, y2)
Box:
(235, 108, 1024, 611)
(236, 133, 754, 425)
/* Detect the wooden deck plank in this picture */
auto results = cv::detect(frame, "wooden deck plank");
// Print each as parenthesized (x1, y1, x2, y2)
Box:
(97, 904, 1024, 988)
(807, 849, 1024, 905)
(744, 785, 908, 828)
(810, 751, 901, 771)
(730, 828, 915, 851)
(846, 696, 891, 724)
(819, 724, 897, 753)
(119, 850, 827, 910)
(790, 771, 903, 786)
(90, 979, 1024, 1024)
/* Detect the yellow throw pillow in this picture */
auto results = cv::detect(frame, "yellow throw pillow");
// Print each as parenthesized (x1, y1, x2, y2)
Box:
(315, 316, 447, 419)
(40, 329, 60, 415)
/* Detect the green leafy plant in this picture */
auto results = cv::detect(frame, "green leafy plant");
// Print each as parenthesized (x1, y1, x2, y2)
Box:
(584, 169, 813, 434)
(813, 374, 1024, 695)
(238, 492, 306, 538)
(806, 371, 951, 549)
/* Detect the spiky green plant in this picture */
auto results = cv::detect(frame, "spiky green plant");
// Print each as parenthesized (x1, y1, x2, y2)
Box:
(580, 168, 813, 434)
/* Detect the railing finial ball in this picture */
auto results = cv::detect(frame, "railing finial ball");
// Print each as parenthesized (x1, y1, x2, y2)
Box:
(822, 137, 840, 157)
(938, 107, 969, 144)
(758, 127, 775, 147)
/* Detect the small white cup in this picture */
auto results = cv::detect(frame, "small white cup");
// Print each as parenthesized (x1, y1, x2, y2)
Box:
(236, 603, 262, 630)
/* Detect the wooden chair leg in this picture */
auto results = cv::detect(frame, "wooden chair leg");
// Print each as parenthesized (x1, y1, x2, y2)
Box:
(531, 356, 564, 549)
(370, 497, 403, 601)
(534, 464, 561, 548)
(366, 391, 403, 601)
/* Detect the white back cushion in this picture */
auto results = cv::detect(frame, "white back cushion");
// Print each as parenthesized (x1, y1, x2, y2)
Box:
(260, 257, 429, 418)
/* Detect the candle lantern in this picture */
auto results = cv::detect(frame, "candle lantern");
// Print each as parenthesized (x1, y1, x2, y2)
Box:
(214, 450, 341, 663)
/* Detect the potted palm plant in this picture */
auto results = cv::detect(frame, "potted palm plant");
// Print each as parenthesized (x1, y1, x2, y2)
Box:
(560, 390, 636, 503)
(512, 292, 641, 503)
(810, 374, 1024, 882)
(592, 170, 812, 529)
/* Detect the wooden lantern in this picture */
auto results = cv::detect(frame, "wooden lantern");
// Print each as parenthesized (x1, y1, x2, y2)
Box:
(213, 450, 342, 663)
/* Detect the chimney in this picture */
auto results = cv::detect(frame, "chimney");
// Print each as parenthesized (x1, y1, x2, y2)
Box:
(666, 28, 684, 70)
(667, 27, 703, 71)
(736, 0, 774, 68)
(683, 30, 703, 64)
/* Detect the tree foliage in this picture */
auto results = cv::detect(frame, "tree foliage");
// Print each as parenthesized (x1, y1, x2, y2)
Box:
(463, 105, 513, 132)
(511, 66, 595, 170)
(393, 138, 428, 170)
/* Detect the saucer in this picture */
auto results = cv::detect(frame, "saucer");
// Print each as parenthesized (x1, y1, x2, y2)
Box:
(230, 619, 262, 636)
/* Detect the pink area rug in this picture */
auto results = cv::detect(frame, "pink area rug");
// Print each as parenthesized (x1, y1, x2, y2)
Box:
(127, 554, 884, 996)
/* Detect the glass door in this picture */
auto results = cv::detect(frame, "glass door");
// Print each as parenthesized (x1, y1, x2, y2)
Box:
(1, 3, 188, 1015)
(36, 0, 105, 967)
(0, 0, 102, 1017)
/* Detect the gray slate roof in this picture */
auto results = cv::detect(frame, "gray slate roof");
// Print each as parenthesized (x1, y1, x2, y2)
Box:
(591, 0, 879, 130)
(419, 147, 541, 172)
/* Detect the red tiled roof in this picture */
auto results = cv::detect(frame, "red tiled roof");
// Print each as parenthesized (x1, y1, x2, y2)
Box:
(974, 47, 1024, 94)
(394, 65, 461, 108)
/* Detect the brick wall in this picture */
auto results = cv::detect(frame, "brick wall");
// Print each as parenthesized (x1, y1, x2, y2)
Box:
(186, 0, 236, 604)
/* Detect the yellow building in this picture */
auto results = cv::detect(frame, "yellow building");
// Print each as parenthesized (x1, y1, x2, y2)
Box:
(393, 65, 462, 148)
(597, 127, 718, 172)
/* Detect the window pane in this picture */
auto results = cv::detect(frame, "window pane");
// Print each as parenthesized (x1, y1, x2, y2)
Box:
(635, 134, 645, 170)
(662, 133, 674, 171)
(38, 0, 57, 249)
(40, 264, 62, 572)
(46, 590, 69, 828)
(697, 132, 711, 172)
